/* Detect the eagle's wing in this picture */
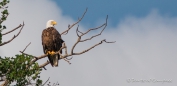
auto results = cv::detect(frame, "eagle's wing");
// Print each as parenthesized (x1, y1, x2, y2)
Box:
(42, 29, 53, 66)
(52, 28, 64, 53)
(42, 29, 47, 54)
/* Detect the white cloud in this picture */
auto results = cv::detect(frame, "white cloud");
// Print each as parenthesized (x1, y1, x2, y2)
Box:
(0, 1, 177, 86)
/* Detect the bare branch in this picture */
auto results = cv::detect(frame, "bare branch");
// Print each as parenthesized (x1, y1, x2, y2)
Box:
(66, 56, 73, 60)
(42, 77, 50, 86)
(32, 54, 48, 62)
(73, 39, 115, 55)
(21, 42, 31, 53)
(76, 25, 80, 37)
(39, 61, 50, 68)
(70, 15, 108, 55)
(62, 58, 71, 64)
(57, 42, 71, 64)
(2, 24, 22, 36)
(0, 22, 25, 46)
(19, 51, 38, 59)
(77, 28, 83, 35)
(20, 51, 47, 63)
(71, 37, 80, 54)
(22, 40, 114, 69)
(60, 8, 87, 35)
(80, 15, 108, 42)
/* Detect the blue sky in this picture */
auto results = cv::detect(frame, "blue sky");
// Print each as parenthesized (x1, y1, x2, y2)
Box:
(54, 0, 177, 27)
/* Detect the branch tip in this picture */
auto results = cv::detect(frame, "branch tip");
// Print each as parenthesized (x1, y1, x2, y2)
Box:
(21, 42, 31, 53)
(0, 22, 25, 46)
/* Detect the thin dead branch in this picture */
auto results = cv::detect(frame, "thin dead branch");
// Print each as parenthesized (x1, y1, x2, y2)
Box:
(60, 8, 87, 35)
(0, 22, 25, 46)
(79, 15, 108, 42)
(66, 56, 73, 60)
(39, 61, 50, 68)
(73, 39, 115, 55)
(42, 77, 50, 86)
(2, 24, 22, 36)
(21, 42, 31, 53)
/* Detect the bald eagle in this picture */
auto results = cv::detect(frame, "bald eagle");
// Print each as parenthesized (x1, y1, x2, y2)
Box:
(42, 20, 64, 67)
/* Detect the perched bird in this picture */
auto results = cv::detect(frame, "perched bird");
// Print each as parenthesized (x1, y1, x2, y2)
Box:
(42, 20, 64, 67)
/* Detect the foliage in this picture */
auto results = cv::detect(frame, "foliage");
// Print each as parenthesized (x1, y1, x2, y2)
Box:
(0, 0, 43, 86)
(0, 0, 9, 44)
(0, 54, 42, 86)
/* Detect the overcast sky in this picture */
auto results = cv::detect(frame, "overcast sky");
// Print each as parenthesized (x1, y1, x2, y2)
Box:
(1, 0, 177, 86)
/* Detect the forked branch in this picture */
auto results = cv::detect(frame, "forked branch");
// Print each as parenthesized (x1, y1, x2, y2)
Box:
(2, 23, 23, 36)
(60, 8, 87, 35)
(0, 22, 25, 46)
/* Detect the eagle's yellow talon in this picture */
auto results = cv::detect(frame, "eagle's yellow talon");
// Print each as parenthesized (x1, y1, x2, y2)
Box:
(51, 51, 55, 55)
(47, 51, 51, 55)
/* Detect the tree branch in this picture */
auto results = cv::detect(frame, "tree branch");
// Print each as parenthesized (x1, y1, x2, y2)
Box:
(80, 15, 108, 42)
(60, 8, 87, 35)
(0, 22, 25, 46)
(42, 77, 50, 86)
(2, 24, 22, 36)
(39, 61, 50, 68)
(73, 39, 115, 55)
(21, 42, 31, 53)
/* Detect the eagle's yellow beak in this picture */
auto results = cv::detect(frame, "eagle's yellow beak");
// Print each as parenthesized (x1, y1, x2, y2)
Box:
(52, 21, 57, 25)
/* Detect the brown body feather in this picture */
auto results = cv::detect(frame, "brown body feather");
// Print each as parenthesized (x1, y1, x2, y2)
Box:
(42, 27, 64, 67)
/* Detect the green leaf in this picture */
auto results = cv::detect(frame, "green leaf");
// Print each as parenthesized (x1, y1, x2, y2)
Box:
(3, 25, 6, 29)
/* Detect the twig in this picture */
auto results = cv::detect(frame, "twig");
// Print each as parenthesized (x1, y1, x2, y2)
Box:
(42, 77, 50, 86)
(39, 61, 50, 68)
(66, 56, 73, 60)
(2, 24, 22, 36)
(60, 8, 87, 35)
(80, 15, 108, 42)
(76, 25, 80, 37)
(0, 22, 25, 46)
(73, 39, 115, 55)
(19, 51, 37, 59)
(21, 42, 31, 53)
(62, 58, 71, 64)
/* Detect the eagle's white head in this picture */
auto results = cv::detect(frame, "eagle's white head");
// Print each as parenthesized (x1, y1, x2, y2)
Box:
(46, 20, 57, 28)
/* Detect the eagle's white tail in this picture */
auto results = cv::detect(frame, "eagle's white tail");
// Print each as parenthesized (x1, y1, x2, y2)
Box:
(53, 55, 58, 67)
